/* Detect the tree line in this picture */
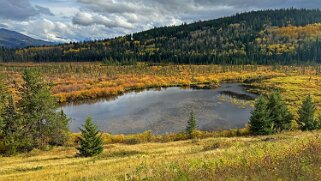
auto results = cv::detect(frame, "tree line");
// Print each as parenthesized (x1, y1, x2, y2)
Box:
(1, 9, 321, 65)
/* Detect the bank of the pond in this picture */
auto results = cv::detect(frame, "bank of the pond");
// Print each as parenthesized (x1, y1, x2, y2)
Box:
(49, 66, 282, 103)
(69, 126, 251, 146)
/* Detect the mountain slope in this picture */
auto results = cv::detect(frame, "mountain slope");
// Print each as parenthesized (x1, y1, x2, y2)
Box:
(0, 28, 53, 49)
(1, 8, 321, 64)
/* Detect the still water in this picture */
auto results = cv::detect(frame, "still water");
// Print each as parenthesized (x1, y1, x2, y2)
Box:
(60, 83, 257, 134)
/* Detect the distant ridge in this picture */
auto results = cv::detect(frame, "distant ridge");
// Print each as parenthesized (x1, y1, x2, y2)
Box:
(0, 28, 54, 49)
(2, 9, 321, 64)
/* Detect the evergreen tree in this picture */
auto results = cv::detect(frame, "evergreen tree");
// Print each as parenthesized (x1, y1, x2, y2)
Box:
(298, 95, 320, 131)
(1, 96, 26, 155)
(249, 96, 273, 135)
(267, 91, 292, 132)
(77, 116, 103, 157)
(0, 78, 6, 133)
(186, 111, 197, 138)
(236, 128, 241, 136)
(18, 69, 70, 148)
(316, 116, 321, 130)
(49, 110, 70, 146)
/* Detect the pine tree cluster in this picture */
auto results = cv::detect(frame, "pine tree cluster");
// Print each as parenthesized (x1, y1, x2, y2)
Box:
(0, 69, 70, 155)
(250, 91, 321, 135)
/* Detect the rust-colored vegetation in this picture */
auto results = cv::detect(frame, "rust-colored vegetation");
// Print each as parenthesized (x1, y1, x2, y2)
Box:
(0, 62, 306, 103)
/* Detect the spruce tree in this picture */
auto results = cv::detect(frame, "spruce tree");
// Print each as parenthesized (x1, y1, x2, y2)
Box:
(19, 69, 70, 148)
(0, 75, 8, 133)
(267, 91, 292, 132)
(186, 111, 197, 138)
(1, 96, 27, 154)
(249, 96, 273, 135)
(77, 116, 103, 157)
(49, 110, 70, 146)
(316, 116, 321, 130)
(298, 95, 319, 131)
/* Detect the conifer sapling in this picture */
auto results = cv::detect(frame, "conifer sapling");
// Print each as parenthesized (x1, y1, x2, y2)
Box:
(77, 116, 103, 157)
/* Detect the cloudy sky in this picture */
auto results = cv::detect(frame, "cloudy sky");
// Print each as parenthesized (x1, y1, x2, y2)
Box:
(0, 0, 319, 42)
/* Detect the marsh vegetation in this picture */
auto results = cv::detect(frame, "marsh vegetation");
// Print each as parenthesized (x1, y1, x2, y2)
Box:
(1, 63, 321, 180)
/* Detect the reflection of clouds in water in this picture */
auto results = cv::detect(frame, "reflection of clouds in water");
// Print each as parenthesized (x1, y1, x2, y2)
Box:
(61, 83, 255, 134)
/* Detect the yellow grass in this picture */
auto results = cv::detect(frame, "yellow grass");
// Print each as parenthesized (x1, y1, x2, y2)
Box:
(0, 130, 320, 180)
(248, 75, 321, 117)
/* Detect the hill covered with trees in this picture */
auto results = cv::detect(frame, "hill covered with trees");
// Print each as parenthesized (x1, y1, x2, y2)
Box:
(1, 8, 321, 64)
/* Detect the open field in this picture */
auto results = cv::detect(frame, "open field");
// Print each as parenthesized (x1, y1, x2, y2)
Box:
(0, 130, 320, 181)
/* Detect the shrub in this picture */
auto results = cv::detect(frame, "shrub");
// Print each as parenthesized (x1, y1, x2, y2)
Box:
(124, 138, 141, 145)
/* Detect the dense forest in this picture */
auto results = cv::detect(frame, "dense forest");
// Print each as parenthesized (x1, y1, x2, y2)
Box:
(1, 8, 321, 64)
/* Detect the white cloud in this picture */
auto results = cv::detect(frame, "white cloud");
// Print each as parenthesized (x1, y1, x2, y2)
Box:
(1, 0, 321, 42)
(72, 12, 134, 29)
(0, 0, 53, 20)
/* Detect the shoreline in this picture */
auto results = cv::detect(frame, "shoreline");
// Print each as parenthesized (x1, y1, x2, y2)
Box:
(68, 127, 251, 146)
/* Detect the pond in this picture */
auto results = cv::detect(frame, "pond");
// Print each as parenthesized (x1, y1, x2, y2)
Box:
(60, 83, 257, 134)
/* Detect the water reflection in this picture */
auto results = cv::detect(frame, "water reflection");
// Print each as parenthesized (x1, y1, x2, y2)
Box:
(60, 83, 257, 134)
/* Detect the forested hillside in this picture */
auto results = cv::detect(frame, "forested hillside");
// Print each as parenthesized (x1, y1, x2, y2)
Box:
(1, 9, 321, 64)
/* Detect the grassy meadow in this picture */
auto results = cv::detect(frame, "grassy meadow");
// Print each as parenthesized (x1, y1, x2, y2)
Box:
(1, 63, 321, 180)
(0, 130, 320, 180)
